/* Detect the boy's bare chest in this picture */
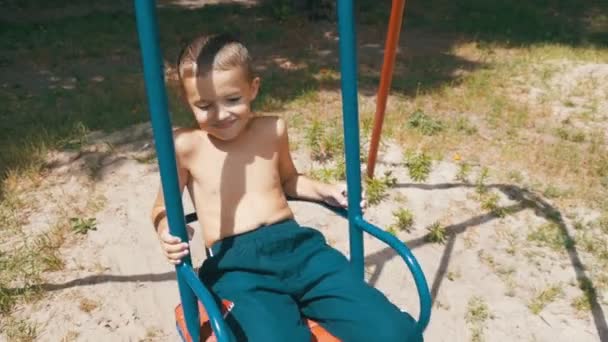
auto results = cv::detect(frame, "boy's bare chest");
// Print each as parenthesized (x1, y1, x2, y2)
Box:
(188, 139, 280, 193)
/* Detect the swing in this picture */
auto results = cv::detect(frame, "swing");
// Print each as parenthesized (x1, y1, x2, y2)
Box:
(133, 0, 431, 341)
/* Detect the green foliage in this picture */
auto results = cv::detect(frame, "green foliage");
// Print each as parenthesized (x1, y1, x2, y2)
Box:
(365, 171, 397, 206)
(69, 217, 97, 235)
(456, 162, 472, 183)
(426, 221, 447, 244)
(454, 117, 478, 135)
(391, 208, 415, 233)
(305, 119, 344, 162)
(407, 110, 444, 136)
(528, 285, 563, 314)
(527, 222, 574, 251)
(405, 150, 433, 182)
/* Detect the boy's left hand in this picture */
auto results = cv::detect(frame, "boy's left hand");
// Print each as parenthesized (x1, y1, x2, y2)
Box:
(322, 183, 367, 210)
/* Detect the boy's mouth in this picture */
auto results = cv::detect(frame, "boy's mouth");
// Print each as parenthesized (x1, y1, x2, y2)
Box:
(213, 118, 237, 129)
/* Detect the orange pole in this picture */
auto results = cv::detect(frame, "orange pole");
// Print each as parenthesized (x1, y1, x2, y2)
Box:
(366, 0, 406, 179)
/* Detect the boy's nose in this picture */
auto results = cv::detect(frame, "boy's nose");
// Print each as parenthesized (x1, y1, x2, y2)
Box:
(217, 107, 231, 121)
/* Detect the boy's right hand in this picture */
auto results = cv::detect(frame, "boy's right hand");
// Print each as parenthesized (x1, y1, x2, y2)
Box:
(158, 228, 190, 265)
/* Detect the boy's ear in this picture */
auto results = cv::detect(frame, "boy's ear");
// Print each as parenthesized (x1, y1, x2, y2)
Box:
(250, 76, 261, 100)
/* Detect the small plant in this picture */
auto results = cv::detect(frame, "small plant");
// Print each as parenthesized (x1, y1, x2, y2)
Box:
(70, 217, 97, 235)
(466, 296, 491, 342)
(426, 221, 447, 244)
(466, 296, 490, 323)
(528, 285, 563, 314)
(455, 162, 472, 183)
(480, 192, 508, 218)
(475, 167, 490, 195)
(571, 279, 597, 314)
(454, 116, 478, 135)
(527, 222, 574, 252)
(364, 171, 397, 206)
(305, 120, 344, 162)
(309, 159, 346, 183)
(405, 150, 432, 182)
(391, 208, 414, 233)
(543, 185, 564, 199)
(507, 170, 524, 183)
(407, 110, 444, 136)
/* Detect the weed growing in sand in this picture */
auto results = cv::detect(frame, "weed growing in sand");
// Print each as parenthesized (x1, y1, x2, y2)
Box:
(405, 150, 433, 182)
(528, 285, 563, 314)
(475, 167, 490, 195)
(426, 221, 447, 244)
(456, 162, 472, 183)
(454, 116, 478, 135)
(305, 119, 344, 162)
(480, 192, 508, 218)
(571, 279, 597, 314)
(365, 171, 397, 206)
(555, 126, 586, 143)
(527, 222, 574, 252)
(466, 296, 491, 342)
(70, 217, 97, 235)
(407, 110, 444, 136)
(2, 317, 38, 342)
(390, 208, 414, 233)
(309, 159, 346, 183)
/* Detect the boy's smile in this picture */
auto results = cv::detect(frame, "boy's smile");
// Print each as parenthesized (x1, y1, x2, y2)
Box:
(182, 66, 259, 141)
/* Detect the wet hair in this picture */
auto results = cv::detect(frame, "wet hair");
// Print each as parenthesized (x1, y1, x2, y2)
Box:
(177, 33, 253, 82)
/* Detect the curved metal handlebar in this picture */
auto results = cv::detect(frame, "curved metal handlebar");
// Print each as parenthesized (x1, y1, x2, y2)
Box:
(186, 197, 431, 333)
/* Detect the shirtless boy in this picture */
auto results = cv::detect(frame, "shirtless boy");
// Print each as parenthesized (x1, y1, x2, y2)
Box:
(151, 34, 422, 342)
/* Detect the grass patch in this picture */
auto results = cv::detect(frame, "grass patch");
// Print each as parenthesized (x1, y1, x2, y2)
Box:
(466, 296, 491, 342)
(404, 150, 433, 182)
(528, 285, 563, 314)
(426, 221, 447, 244)
(390, 208, 415, 233)
(309, 159, 346, 183)
(305, 119, 344, 162)
(1, 316, 38, 342)
(364, 171, 397, 206)
(527, 222, 574, 252)
(407, 110, 444, 136)
(69, 217, 97, 235)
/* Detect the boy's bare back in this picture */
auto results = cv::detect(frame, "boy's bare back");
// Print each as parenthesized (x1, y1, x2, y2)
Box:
(164, 116, 296, 247)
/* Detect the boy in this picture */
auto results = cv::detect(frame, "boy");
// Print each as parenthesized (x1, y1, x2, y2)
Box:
(151, 34, 422, 342)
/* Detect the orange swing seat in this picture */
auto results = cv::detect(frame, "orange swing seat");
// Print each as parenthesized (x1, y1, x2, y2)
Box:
(175, 301, 340, 342)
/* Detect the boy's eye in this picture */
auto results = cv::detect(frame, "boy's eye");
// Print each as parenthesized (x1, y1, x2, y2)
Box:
(227, 97, 241, 103)
(197, 104, 211, 110)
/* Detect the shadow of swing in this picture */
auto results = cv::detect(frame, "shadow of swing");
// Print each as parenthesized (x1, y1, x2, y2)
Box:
(363, 182, 608, 341)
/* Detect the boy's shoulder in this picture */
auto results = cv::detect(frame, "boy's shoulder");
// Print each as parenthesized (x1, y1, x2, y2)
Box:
(172, 127, 203, 158)
(249, 115, 288, 138)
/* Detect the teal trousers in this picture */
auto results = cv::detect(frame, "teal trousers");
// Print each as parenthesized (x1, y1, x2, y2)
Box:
(199, 219, 422, 342)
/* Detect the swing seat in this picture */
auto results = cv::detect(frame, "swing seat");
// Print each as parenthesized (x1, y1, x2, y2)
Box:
(175, 301, 340, 342)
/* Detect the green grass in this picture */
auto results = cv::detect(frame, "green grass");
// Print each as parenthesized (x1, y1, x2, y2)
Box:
(528, 285, 563, 314)
(390, 208, 415, 233)
(407, 110, 444, 136)
(404, 150, 433, 182)
(364, 171, 397, 206)
(527, 222, 574, 252)
(466, 296, 491, 342)
(426, 221, 447, 244)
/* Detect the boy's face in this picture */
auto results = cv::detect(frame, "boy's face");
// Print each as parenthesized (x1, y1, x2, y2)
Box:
(182, 66, 259, 141)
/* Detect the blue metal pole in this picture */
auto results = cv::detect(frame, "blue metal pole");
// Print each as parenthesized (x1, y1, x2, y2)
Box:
(133, 1, 200, 340)
(354, 217, 432, 332)
(336, 0, 364, 279)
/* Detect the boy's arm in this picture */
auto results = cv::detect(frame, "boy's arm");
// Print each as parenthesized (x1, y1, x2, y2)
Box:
(150, 130, 193, 235)
(277, 118, 337, 202)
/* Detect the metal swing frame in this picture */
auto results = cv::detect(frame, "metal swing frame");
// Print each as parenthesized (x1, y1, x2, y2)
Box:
(134, 1, 431, 341)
